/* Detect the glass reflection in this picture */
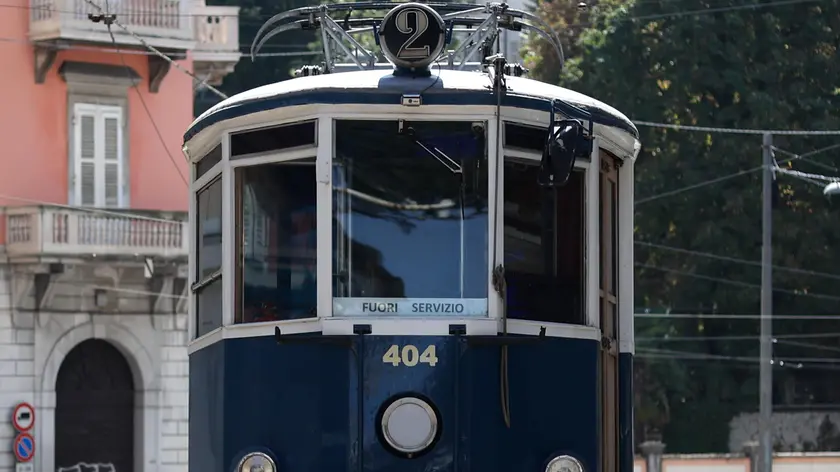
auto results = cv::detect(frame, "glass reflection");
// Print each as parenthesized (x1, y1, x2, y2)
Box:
(333, 120, 488, 316)
(504, 161, 585, 325)
(196, 177, 222, 336)
(236, 162, 317, 323)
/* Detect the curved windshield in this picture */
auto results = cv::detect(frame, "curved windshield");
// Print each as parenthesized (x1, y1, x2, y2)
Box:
(333, 120, 489, 316)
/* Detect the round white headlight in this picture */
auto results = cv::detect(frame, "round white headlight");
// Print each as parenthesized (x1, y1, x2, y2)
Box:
(237, 452, 276, 472)
(545, 455, 584, 472)
(380, 396, 439, 454)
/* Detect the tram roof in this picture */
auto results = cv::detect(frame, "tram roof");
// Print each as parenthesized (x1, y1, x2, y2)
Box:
(184, 69, 638, 145)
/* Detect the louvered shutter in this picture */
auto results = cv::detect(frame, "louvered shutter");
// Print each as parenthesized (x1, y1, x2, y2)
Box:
(74, 107, 97, 206)
(103, 112, 122, 207)
(73, 104, 124, 207)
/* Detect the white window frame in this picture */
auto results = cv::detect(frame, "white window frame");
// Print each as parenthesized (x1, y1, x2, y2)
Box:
(499, 145, 597, 340)
(230, 148, 318, 326)
(72, 102, 126, 208)
(325, 115, 497, 321)
(192, 174, 224, 340)
(189, 139, 224, 345)
(185, 106, 633, 351)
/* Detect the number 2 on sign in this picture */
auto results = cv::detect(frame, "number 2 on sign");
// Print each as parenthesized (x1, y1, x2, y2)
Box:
(383, 344, 438, 367)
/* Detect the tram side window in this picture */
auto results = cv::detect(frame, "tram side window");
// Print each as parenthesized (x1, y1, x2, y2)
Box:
(235, 161, 317, 323)
(504, 160, 585, 324)
(195, 177, 223, 337)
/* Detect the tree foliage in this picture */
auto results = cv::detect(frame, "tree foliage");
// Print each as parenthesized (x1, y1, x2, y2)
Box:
(527, 0, 840, 452)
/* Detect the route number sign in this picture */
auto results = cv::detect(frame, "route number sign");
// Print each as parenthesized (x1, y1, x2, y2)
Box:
(379, 3, 446, 70)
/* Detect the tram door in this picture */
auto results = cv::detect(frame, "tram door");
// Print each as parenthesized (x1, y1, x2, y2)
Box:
(599, 154, 620, 472)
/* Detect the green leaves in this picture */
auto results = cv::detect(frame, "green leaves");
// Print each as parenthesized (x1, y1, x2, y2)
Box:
(528, 0, 840, 451)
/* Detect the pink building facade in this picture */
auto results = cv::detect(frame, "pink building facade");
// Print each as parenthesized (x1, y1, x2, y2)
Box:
(0, 1, 240, 471)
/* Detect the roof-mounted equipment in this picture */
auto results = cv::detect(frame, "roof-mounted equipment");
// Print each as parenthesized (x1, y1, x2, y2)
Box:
(250, 1, 565, 75)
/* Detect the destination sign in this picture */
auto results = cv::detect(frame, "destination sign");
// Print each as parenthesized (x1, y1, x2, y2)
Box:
(333, 298, 487, 316)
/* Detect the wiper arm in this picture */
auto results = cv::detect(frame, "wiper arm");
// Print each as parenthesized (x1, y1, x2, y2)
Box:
(397, 120, 468, 298)
(398, 120, 463, 175)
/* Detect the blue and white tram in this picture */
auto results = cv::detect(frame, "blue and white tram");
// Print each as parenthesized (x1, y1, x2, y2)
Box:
(183, 3, 640, 472)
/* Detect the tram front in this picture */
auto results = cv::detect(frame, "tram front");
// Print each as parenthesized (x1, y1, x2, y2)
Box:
(184, 3, 640, 472)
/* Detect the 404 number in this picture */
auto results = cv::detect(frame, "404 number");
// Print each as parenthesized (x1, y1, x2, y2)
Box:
(382, 344, 438, 367)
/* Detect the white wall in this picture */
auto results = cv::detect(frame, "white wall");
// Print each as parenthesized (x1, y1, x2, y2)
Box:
(0, 265, 34, 471)
(730, 411, 840, 453)
(0, 264, 189, 472)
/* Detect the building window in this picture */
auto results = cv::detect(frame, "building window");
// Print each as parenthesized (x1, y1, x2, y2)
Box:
(194, 176, 223, 337)
(234, 161, 317, 323)
(72, 103, 126, 207)
(504, 158, 586, 325)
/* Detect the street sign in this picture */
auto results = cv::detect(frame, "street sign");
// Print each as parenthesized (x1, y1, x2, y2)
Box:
(13, 433, 35, 463)
(12, 403, 35, 432)
(15, 463, 34, 472)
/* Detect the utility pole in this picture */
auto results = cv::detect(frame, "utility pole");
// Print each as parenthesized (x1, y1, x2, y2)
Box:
(759, 132, 774, 472)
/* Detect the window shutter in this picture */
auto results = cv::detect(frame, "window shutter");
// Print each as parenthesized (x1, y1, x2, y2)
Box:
(76, 110, 97, 206)
(73, 104, 124, 208)
(103, 115, 121, 207)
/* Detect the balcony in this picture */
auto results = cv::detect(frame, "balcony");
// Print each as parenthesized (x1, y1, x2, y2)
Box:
(28, 0, 241, 86)
(3, 206, 188, 262)
(193, 3, 241, 86)
(30, 0, 194, 50)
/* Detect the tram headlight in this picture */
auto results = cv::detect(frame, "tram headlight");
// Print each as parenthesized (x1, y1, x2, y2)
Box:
(237, 452, 276, 472)
(380, 396, 439, 454)
(545, 455, 584, 472)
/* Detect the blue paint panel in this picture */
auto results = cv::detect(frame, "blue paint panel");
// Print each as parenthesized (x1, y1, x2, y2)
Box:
(358, 336, 458, 472)
(619, 353, 634, 472)
(189, 340, 226, 472)
(465, 337, 599, 472)
(189, 335, 602, 472)
(223, 336, 354, 472)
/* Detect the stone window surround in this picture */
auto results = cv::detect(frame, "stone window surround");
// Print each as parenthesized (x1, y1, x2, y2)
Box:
(60, 61, 139, 209)
(34, 320, 161, 472)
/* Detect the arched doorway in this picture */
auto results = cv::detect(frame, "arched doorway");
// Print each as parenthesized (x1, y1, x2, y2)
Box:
(55, 339, 135, 472)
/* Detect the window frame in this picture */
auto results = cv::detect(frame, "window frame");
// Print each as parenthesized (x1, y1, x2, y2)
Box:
(192, 174, 224, 338)
(71, 102, 127, 208)
(599, 151, 619, 341)
(598, 149, 620, 472)
(231, 150, 319, 325)
(501, 144, 591, 327)
(61, 60, 137, 209)
(329, 117, 493, 318)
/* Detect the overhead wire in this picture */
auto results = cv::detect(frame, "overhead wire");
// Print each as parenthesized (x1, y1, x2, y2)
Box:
(636, 347, 840, 370)
(636, 262, 840, 303)
(0, 192, 183, 224)
(636, 332, 840, 341)
(635, 241, 840, 281)
(92, 0, 189, 188)
(636, 141, 840, 204)
(634, 121, 840, 136)
(636, 313, 840, 320)
(84, 0, 228, 99)
(636, 353, 840, 371)
(0, 35, 320, 58)
(639, 346, 840, 364)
